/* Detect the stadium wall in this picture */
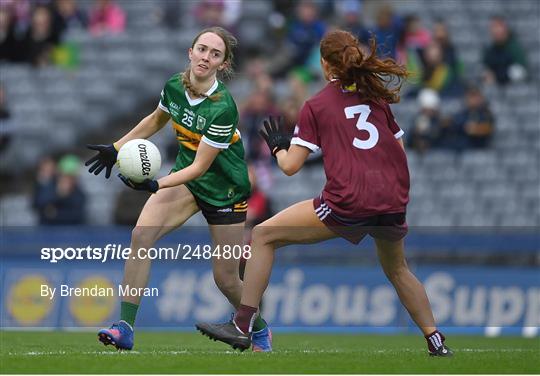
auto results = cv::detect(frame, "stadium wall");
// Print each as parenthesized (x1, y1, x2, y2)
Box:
(1, 227, 538, 337)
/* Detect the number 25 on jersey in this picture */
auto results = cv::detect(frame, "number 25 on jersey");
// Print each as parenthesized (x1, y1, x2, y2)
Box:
(344, 104, 379, 150)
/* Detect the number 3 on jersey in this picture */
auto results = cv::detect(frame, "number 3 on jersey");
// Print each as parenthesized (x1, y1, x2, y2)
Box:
(344, 104, 379, 150)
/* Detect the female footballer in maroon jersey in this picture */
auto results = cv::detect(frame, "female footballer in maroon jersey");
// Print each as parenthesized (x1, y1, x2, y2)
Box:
(197, 30, 452, 356)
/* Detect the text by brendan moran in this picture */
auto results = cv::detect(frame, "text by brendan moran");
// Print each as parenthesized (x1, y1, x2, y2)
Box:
(40, 284, 158, 300)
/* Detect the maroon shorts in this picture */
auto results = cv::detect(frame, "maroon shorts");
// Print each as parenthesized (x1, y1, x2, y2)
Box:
(313, 196, 408, 244)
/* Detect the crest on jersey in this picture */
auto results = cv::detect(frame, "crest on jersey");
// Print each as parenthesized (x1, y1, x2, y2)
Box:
(196, 115, 206, 130)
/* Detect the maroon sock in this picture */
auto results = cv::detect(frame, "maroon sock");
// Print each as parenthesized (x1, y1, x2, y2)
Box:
(234, 304, 258, 334)
(425, 330, 446, 352)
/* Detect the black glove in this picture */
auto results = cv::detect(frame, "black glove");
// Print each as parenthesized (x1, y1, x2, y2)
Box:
(259, 116, 290, 158)
(85, 144, 118, 178)
(118, 174, 159, 193)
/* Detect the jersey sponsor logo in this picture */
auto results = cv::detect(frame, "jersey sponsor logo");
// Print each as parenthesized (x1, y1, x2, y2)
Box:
(217, 208, 233, 213)
(168, 102, 181, 117)
(196, 115, 206, 130)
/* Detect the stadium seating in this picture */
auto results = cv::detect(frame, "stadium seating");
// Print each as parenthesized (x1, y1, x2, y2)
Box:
(0, 0, 538, 228)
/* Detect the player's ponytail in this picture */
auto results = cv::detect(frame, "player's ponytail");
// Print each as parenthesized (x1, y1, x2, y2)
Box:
(320, 30, 408, 103)
(182, 26, 237, 102)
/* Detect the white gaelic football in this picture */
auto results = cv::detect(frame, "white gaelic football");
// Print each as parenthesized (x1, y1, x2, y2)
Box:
(116, 139, 161, 183)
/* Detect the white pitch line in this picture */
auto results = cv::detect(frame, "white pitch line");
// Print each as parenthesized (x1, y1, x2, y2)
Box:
(459, 348, 539, 353)
(8, 351, 143, 356)
(7, 348, 538, 356)
(6, 350, 241, 356)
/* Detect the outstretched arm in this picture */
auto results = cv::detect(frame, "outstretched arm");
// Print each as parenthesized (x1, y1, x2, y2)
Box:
(259, 116, 311, 176)
(275, 145, 311, 176)
(114, 106, 171, 149)
(85, 106, 170, 178)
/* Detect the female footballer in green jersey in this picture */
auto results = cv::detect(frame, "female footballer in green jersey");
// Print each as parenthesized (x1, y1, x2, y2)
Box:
(85, 27, 271, 352)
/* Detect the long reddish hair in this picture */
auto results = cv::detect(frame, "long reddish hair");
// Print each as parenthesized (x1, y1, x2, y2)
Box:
(320, 30, 408, 103)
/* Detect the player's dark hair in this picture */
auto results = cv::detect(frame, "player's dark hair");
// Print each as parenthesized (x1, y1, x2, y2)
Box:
(182, 26, 237, 102)
(320, 30, 408, 103)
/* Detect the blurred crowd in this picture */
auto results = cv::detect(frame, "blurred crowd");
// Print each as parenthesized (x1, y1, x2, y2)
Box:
(0, 0, 534, 225)
(0, 0, 125, 67)
(33, 154, 86, 225)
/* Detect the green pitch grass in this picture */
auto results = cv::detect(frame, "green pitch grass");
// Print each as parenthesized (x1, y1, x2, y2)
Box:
(1, 331, 539, 374)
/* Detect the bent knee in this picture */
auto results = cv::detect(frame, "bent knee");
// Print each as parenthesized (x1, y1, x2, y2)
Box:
(251, 223, 277, 246)
(131, 226, 160, 247)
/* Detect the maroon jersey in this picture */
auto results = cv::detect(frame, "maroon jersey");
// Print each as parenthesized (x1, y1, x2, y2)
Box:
(292, 82, 410, 218)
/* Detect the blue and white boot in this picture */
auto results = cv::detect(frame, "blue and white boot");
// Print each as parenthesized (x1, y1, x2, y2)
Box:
(98, 320, 134, 350)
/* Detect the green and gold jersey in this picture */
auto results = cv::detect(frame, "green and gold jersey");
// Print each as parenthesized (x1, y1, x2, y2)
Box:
(159, 74, 250, 206)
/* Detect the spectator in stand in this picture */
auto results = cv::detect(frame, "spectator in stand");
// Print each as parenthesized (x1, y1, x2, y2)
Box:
(432, 19, 460, 77)
(193, 0, 226, 29)
(280, 91, 324, 165)
(285, 0, 326, 70)
(52, 0, 87, 38)
(452, 86, 495, 149)
(241, 88, 279, 163)
(398, 15, 431, 61)
(0, 6, 17, 61)
(335, 0, 370, 45)
(246, 56, 274, 93)
(88, 0, 125, 36)
(397, 15, 431, 82)
(272, 0, 296, 18)
(239, 55, 279, 163)
(55, 155, 87, 224)
(20, 5, 59, 67)
(33, 154, 87, 225)
(222, 0, 242, 30)
(1, 0, 32, 37)
(483, 16, 527, 85)
(371, 4, 402, 59)
(287, 69, 310, 104)
(32, 156, 58, 225)
(159, 0, 181, 29)
(0, 84, 15, 153)
(421, 42, 461, 97)
(407, 88, 445, 153)
(192, 0, 241, 32)
(280, 96, 302, 137)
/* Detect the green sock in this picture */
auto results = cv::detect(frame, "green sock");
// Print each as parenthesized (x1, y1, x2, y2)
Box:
(120, 301, 138, 327)
(251, 314, 267, 332)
